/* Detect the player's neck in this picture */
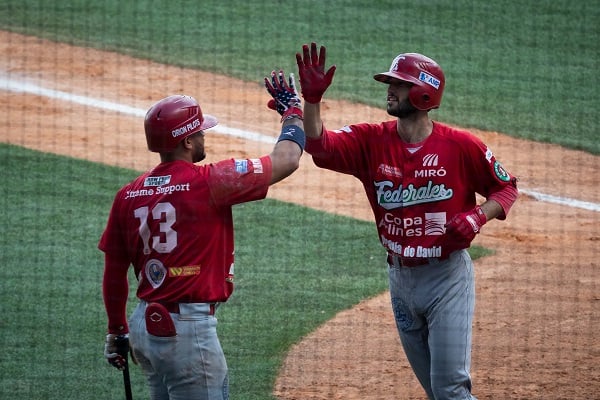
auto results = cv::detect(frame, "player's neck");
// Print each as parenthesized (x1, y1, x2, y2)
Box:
(396, 116, 433, 144)
(160, 151, 192, 163)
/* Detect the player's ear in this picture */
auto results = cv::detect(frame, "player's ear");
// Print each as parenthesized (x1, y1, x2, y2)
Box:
(182, 136, 194, 150)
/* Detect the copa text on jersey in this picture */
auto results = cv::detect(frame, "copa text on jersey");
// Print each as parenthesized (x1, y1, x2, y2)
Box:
(124, 183, 191, 199)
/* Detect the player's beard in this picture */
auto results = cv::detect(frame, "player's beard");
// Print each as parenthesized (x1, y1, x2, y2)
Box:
(387, 97, 418, 119)
(192, 145, 206, 163)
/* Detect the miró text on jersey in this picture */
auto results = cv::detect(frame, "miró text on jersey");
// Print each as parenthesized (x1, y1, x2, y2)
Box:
(414, 167, 447, 177)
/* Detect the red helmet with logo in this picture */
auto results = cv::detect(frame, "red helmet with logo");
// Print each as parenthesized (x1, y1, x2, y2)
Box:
(373, 53, 445, 111)
(144, 95, 218, 153)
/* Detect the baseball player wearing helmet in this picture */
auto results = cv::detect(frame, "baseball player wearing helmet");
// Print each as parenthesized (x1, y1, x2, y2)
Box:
(296, 43, 518, 399)
(100, 70, 305, 400)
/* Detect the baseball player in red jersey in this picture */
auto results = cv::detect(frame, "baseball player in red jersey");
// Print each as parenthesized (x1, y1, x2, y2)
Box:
(296, 43, 518, 399)
(100, 70, 305, 400)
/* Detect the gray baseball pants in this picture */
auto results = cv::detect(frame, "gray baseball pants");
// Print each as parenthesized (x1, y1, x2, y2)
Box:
(128, 301, 229, 400)
(388, 249, 478, 400)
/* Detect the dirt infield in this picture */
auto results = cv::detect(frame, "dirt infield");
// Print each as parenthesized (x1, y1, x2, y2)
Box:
(1, 31, 598, 399)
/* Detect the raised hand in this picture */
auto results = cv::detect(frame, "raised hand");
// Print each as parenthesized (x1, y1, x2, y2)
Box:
(264, 70, 303, 121)
(295, 42, 337, 104)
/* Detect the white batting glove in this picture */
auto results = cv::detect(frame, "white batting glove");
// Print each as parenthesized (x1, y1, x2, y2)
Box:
(104, 333, 129, 371)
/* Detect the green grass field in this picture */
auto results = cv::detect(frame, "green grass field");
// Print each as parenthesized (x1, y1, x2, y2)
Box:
(0, 143, 388, 399)
(0, 0, 597, 399)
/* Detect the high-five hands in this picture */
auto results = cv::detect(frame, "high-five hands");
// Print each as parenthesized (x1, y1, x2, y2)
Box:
(264, 70, 303, 122)
(296, 42, 337, 104)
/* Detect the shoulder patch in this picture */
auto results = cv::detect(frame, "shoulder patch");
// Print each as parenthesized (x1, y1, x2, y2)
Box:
(250, 158, 264, 174)
(234, 159, 249, 174)
(494, 161, 510, 182)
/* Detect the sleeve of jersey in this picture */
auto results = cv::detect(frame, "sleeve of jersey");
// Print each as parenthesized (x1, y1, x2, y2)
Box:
(465, 135, 519, 220)
(102, 253, 130, 334)
(98, 192, 131, 333)
(488, 183, 519, 220)
(304, 124, 365, 175)
(98, 189, 128, 258)
(208, 156, 272, 206)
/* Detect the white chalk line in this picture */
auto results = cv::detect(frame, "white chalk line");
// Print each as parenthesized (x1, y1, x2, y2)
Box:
(2, 77, 599, 213)
(518, 189, 599, 212)
(0, 77, 276, 145)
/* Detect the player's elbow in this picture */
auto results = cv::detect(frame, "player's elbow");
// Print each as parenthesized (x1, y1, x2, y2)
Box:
(269, 145, 302, 184)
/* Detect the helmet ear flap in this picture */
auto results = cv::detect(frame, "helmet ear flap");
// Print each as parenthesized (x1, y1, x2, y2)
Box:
(408, 86, 432, 111)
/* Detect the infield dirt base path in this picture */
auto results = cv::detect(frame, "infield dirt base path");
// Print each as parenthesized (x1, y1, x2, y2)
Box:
(2, 31, 599, 399)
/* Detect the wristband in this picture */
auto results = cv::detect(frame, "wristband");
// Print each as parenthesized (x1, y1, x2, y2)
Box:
(277, 124, 306, 151)
(281, 105, 304, 122)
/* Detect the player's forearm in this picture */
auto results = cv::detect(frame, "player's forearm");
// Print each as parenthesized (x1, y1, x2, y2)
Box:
(102, 255, 130, 334)
(269, 117, 304, 184)
(303, 102, 323, 139)
(487, 182, 519, 219)
(478, 199, 504, 222)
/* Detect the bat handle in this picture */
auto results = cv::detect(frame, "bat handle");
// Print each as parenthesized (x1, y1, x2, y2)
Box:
(113, 335, 133, 400)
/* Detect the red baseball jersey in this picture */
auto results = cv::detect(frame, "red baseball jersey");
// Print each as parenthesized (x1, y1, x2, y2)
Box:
(305, 120, 517, 260)
(99, 157, 272, 304)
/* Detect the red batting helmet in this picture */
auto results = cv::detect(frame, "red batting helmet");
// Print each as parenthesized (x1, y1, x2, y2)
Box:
(144, 95, 218, 153)
(373, 53, 445, 111)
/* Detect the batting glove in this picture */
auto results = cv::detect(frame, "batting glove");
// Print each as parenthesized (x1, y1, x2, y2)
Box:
(445, 205, 487, 244)
(295, 42, 337, 104)
(264, 70, 303, 122)
(104, 333, 130, 371)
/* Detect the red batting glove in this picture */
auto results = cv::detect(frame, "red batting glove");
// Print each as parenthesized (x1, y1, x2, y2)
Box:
(295, 42, 337, 104)
(445, 206, 487, 244)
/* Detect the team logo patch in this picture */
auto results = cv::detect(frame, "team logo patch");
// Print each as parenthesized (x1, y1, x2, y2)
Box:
(422, 154, 439, 167)
(378, 164, 402, 178)
(145, 259, 167, 288)
(494, 161, 511, 182)
(144, 175, 171, 187)
(250, 158, 264, 174)
(235, 159, 249, 174)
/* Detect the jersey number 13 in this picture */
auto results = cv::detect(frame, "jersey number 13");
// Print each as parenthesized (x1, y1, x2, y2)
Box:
(134, 202, 177, 255)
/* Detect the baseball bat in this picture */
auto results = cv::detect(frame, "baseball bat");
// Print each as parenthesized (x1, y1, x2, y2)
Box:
(122, 360, 133, 400)
(114, 335, 133, 400)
